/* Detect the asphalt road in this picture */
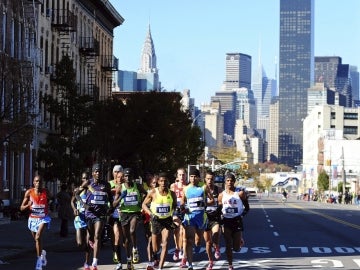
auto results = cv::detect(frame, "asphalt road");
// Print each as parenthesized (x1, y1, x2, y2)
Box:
(1, 195, 359, 269)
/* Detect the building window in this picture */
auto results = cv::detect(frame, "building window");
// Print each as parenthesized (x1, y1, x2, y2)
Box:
(343, 126, 358, 135)
(330, 112, 336, 119)
(344, 113, 358, 120)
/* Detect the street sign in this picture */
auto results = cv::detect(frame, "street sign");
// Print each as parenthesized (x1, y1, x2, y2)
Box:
(225, 164, 240, 170)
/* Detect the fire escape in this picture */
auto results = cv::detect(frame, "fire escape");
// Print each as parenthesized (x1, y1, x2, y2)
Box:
(47, 6, 77, 81)
(79, 36, 100, 102)
(101, 55, 119, 98)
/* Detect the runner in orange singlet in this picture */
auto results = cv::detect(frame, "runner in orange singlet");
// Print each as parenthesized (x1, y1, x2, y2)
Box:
(20, 175, 52, 270)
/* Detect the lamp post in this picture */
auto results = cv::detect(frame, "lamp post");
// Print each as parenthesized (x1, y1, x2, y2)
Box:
(192, 112, 206, 176)
(341, 146, 346, 203)
(2, 140, 9, 192)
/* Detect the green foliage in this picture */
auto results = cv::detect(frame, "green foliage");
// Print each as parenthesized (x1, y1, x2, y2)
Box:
(317, 170, 329, 191)
(38, 55, 203, 182)
(37, 55, 94, 183)
(90, 92, 203, 177)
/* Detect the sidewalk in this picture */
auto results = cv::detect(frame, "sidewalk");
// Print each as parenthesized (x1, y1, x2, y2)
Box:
(0, 216, 75, 262)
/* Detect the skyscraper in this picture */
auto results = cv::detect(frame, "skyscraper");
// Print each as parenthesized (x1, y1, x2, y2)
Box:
(278, 0, 314, 166)
(137, 25, 160, 91)
(117, 25, 161, 92)
(211, 90, 236, 137)
(315, 56, 352, 107)
(235, 87, 257, 130)
(224, 53, 252, 91)
(350, 66, 359, 104)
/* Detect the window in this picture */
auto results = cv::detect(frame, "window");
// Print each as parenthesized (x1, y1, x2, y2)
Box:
(344, 113, 358, 120)
(343, 126, 358, 135)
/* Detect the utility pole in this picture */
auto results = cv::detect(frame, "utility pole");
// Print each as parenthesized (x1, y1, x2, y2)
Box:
(341, 146, 346, 202)
(329, 146, 332, 194)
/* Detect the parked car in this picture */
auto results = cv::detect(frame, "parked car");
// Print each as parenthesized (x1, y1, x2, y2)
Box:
(246, 187, 257, 198)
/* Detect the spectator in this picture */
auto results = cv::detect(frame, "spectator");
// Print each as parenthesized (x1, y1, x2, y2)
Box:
(57, 183, 73, 237)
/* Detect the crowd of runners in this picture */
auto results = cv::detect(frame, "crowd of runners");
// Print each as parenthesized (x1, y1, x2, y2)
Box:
(20, 164, 250, 270)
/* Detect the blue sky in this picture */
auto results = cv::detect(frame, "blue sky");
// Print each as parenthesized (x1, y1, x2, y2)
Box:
(109, 0, 360, 106)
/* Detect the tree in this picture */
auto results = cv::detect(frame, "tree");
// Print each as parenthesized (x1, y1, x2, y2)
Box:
(90, 92, 203, 177)
(317, 170, 329, 192)
(0, 52, 35, 149)
(211, 146, 242, 164)
(37, 55, 94, 183)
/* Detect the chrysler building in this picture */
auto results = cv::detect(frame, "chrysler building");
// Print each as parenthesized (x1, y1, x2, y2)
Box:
(137, 25, 161, 91)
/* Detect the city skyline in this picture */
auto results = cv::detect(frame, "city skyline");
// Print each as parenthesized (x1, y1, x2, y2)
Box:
(109, 0, 360, 107)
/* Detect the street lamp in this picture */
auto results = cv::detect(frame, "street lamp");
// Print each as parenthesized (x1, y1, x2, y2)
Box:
(2, 140, 9, 191)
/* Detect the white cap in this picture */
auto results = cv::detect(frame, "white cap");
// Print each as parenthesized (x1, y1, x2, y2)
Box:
(113, 165, 123, 173)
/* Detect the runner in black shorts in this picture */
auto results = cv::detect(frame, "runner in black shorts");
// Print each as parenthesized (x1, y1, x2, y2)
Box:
(204, 170, 223, 270)
(142, 172, 178, 270)
(218, 173, 249, 270)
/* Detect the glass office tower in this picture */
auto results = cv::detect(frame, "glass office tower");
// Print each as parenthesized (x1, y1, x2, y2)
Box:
(278, 0, 314, 166)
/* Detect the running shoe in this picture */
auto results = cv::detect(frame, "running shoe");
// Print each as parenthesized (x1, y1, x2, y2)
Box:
(179, 250, 184, 259)
(115, 263, 122, 270)
(35, 256, 43, 270)
(228, 266, 234, 270)
(214, 247, 221, 260)
(126, 260, 134, 270)
(153, 260, 159, 267)
(92, 266, 98, 270)
(113, 252, 119, 263)
(84, 265, 90, 270)
(173, 249, 180, 261)
(179, 258, 187, 268)
(146, 263, 154, 270)
(206, 261, 214, 270)
(132, 248, 139, 264)
(41, 250, 47, 266)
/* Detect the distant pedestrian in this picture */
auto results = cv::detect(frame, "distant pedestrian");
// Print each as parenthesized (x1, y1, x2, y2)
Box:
(218, 173, 250, 270)
(57, 183, 73, 237)
(20, 175, 51, 270)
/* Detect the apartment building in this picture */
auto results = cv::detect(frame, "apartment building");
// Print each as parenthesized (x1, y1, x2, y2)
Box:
(0, 0, 123, 202)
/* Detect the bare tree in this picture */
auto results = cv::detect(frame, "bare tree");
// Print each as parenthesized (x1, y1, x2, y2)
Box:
(0, 52, 36, 148)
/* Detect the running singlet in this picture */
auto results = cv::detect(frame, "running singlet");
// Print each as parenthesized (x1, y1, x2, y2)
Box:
(74, 189, 87, 229)
(109, 180, 120, 218)
(173, 182, 184, 207)
(150, 188, 174, 219)
(221, 191, 244, 219)
(184, 185, 206, 214)
(205, 185, 219, 215)
(76, 189, 87, 213)
(85, 180, 110, 218)
(29, 188, 49, 218)
(119, 183, 141, 213)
